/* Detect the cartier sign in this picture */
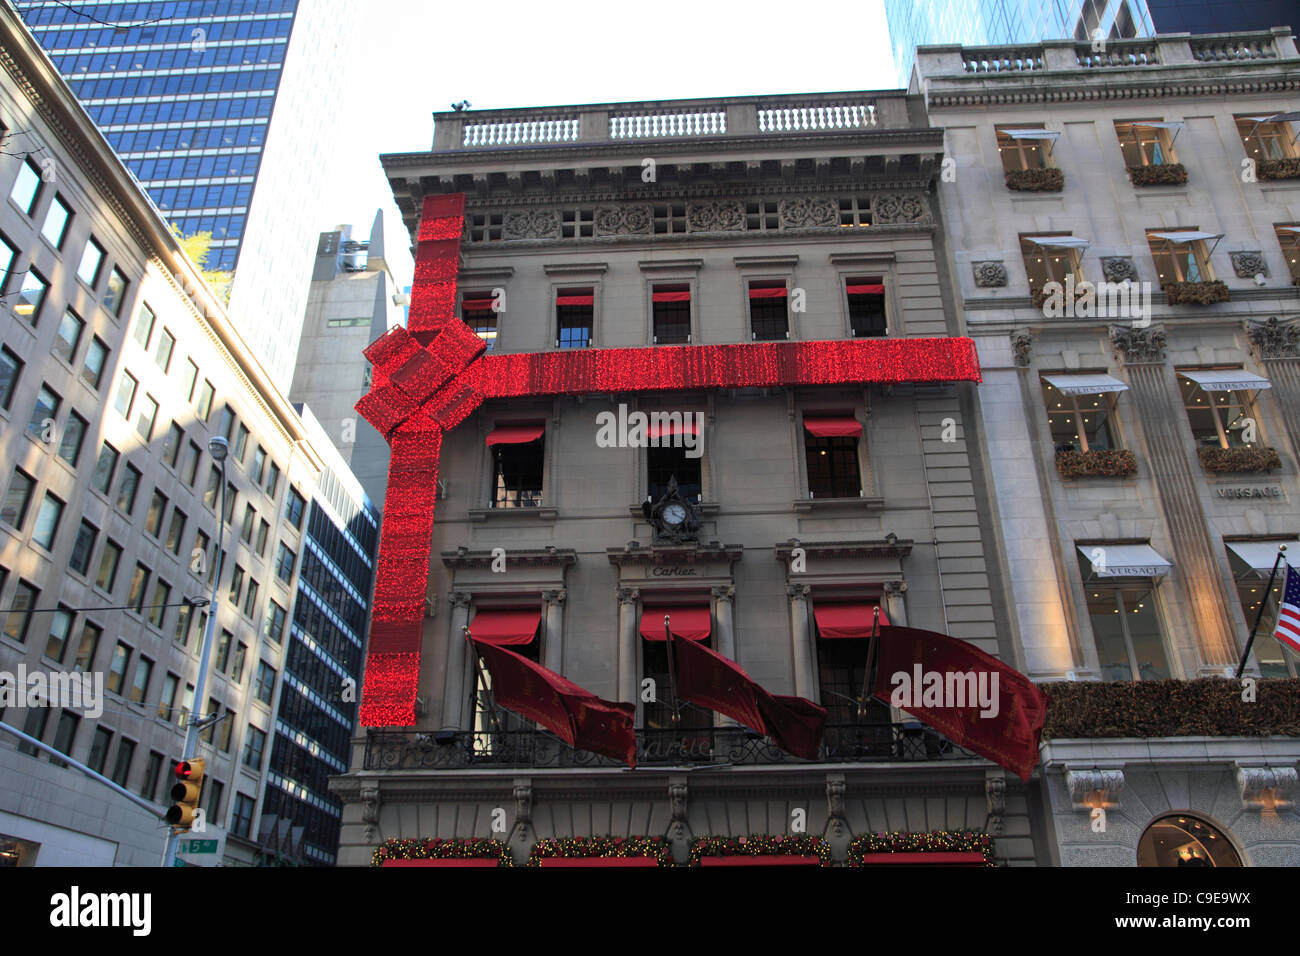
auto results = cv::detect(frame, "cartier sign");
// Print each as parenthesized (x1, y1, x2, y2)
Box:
(652, 567, 698, 576)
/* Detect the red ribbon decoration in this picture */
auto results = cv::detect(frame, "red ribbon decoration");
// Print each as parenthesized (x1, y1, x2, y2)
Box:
(355, 193, 984, 727)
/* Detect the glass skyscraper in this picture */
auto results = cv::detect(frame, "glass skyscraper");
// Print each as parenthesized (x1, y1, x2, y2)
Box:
(14, 0, 354, 388)
(885, 0, 1156, 86)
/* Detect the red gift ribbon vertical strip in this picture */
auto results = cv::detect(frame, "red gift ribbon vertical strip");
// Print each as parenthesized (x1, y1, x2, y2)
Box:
(356, 195, 466, 726)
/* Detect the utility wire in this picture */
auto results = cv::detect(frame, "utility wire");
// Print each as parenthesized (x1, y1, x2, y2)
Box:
(0, 598, 209, 615)
(41, 0, 170, 29)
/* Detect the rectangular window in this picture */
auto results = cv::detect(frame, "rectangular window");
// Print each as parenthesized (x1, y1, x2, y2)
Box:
(142, 751, 164, 801)
(285, 488, 305, 529)
(166, 508, 186, 554)
(846, 277, 887, 337)
(208, 780, 224, 819)
(147, 580, 169, 628)
(192, 529, 210, 579)
(1019, 235, 1084, 298)
(113, 371, 137, 419)
(202, 699, 220, 746)
(2, 468, 34, 528)
(31, 491, 64, 550)
(73, 621, 100, 672)
(117, 463, 141, 514)
(0, 346, 22, 409)
(243, 579, 259, 619)
(1086, 586, 1170, 680)
(106, 641, 130, 695)
(92, 442, 119, 495)
(651, 284, 691, 344)
(491, 429, 545, 508)
(77, 238, 105, 288)
(231, 642, 247, 683)
(154, 329, 175, 372)
(96, 539, 122, 592)
(804, 416, 863, 500)
(1147, 231, 1213, 284)
(196, 379, 214, 421)
(50, 711, 80, 769)
(252, 446, 266, 484)
(59, 411, 88, 466)
(219, 712, 234, 752)
(266, 462, 280, 499)
(0, 234, 12, 290)
(104, 268, 128, 316)
(14, 268, 49, 323)
(647, 442, 702, 503)
(229, 564, 245, 605)
(1236, 115, 1299, 162)
(255, 518, 270, 557)
(183, 441, 201, 485)
(181, 685, 193, 728)
(836, 196, 873, 228)
(43, 606, 73, 662)
(70, 519, 98, 575)
(127, 564, 150, 613)
(216, 630, 232, 672)
(158, 673, 178, 721)
(40, 195, 71, 248)
(748, 280, 789, 341)
(242, 725, 265, 769)
(87, 727, 112, 774)
(173, 602, 193, 648)
(1178, 371, 1260, 449)
(233, 423, 248, 462)
(555, 287, 593, 348)
(16, 707, 48, 757)
(10, 157, 42, 215)
(1115, 120, 1178, 167)
(28, 384, 60, 439)
(81, 337, 108, 390)
(135, 393, 158, 442)
(203, 465, 221, 508)
(462, 293, 498, 349)
(223, 483, 237, 525)
(995, 124, 1053, 171)
(1277, 224, 1300, 284)
(275, 544, 296, 582)
(129, 655, 153, 704)
(54, 309, 85, 364)
(219, 406, 235, 441)
(254, 661, 276, 705)
(145, 489, 168, 537)
(1042, 377, 1119, 453)
(182, 359, 199, 401)
(264, 601, 286, 644)
(110, 738, 135, 787)
(231, 793, 255, 838)
(162, 422, 184, 469)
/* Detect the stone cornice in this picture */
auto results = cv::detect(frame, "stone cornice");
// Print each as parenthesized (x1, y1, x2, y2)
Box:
(773, 538, 915, 562)
(607, 543, 744, 567)
(441, 548, 578, 570)
(926, 73, 1300, 109)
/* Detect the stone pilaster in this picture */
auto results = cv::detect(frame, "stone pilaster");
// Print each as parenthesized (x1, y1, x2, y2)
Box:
(616, 587, 640, 705)
(441, 591, 473, 731)
(787, 583, 814, 699)
(541, 588, 567, 675)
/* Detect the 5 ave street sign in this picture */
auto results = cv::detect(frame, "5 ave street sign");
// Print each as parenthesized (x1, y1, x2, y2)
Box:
(181, 839, 218, 854)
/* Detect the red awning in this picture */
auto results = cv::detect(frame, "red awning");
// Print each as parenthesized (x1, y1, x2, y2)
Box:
(381, 859, 501, 867)
(647, 418, 700, 439)
(847, 283, 885, 295)
(538, 857, 661, 867)
(639, 606, 710, 642)
(855, 852, 987, 866)
(700, 856, 823, 867)
(469, 608, 540, 646)
(556, 294, 594, 306)
(814, 602, 889, 639)
(485, 423, 544, 446)
(748, 286, 787, 299)
(803, 416, 862, 438)
(652, 290, 691, 303)
(462, 297, 496, 311)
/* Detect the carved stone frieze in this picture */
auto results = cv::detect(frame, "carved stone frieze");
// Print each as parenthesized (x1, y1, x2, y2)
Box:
(985, 775, 1006, 834)
(594, 204, 651, 236)
(360, 785, 380, 842)
(1110, 323, 1167, 364)
(873, 192, 930, 224)
(1100, 256, 1139, 284)
(972, 261, 1008, 287)
(1065, 768, 1125, 810)
(778, 196, 837, 228)
(1237, 766, 1297, 810)
(502, 209, 559, 240)
(1010, 329, 1033, 367)
(686, 200, 744, 231)
(1247, 315, 1300, 359)
(1230, 251, 1268, 278)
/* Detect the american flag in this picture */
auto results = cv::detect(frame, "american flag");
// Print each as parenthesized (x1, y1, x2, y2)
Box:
(1273, 562, 1300, 655)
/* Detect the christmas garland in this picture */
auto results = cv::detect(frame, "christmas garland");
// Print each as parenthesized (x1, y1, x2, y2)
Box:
(370, 837, 514, 867)
(688, 835, 831, 866)
(847, 830, 996, 866)
(526, 836, 674, 867)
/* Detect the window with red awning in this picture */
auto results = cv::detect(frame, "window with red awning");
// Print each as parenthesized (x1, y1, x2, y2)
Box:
(468, 608, 541, 646)
(803, 416, 863, 438)
(639, 606, 711, 641)
(813, 602, 889, 639)
(485, 423, 544, 446)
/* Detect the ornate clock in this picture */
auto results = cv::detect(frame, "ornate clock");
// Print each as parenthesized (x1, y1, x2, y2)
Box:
(641, 476, 702, 543)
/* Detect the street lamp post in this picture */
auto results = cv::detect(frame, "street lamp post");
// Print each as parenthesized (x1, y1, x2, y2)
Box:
(162, 435, 229, 869)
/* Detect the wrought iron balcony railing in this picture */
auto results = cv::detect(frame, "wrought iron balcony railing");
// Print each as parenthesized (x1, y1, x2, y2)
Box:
(362, 723, 976, 771)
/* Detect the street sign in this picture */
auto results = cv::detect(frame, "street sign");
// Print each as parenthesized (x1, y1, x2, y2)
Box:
(182, 839, 218, 854)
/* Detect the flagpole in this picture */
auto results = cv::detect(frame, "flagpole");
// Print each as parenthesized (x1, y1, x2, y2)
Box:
(857, 606, 881, 722)
(464, 625, 504, 736)
(663, 614, 681, 731)
(1235, 545, 1286, 679)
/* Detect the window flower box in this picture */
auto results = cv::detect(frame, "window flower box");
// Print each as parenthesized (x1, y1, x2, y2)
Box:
(1056, 448, 1136, 478)
(1258, 158, 1300, 181)
(1127, 163, 1187, 186)
(1163, 279, 1229, 305)
(1197, 445, 1281, 473)
(1005, 168, 1064, 192)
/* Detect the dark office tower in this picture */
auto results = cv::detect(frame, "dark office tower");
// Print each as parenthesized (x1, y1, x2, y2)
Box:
(1144, 0, 1295, 34)
(13, 0, 353, 389)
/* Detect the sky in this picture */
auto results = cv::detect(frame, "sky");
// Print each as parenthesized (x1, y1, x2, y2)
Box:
(326, 0, 897, 289)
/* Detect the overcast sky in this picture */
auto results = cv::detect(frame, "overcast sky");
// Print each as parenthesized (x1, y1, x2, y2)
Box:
(327, 0, 896, 287)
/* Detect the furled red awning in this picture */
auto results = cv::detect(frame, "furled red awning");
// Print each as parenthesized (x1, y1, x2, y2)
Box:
(700, 856, 823, 866)
(652, 290, 691, 302)
(647, 418, 700, 439)
(381, 859, 501, 867)
(814, 602, 889, 639)
(538, 858, 661, 867)
(485, 423, 544, 446)
(856, 852, 987, 866)
(803, 416, 862, 438)
(556, 294, 594, 306)
(846, 283, 885, 295)
(461, 296, 496, 311)
(640, 606, 710, 642)
(469, 608, 540, 646)
(748, 286, 787, 299)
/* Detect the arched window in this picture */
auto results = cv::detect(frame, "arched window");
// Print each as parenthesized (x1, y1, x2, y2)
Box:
(1137, 814, 1241, 867)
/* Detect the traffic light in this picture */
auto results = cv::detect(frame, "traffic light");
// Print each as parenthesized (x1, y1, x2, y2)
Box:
(166, 758, 205, 829)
